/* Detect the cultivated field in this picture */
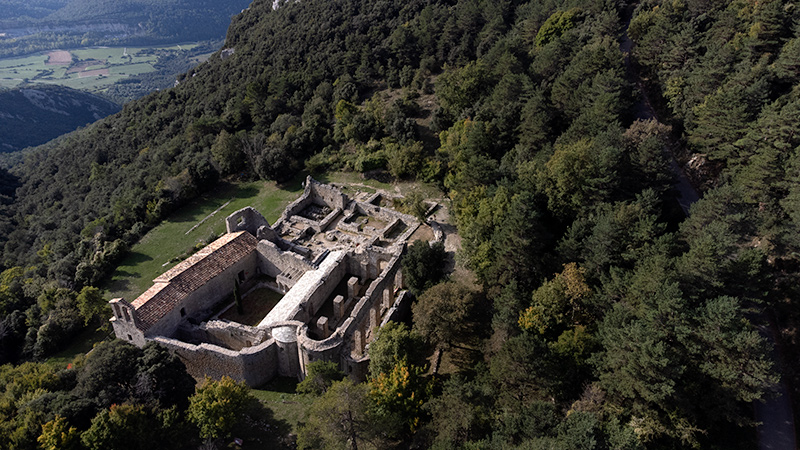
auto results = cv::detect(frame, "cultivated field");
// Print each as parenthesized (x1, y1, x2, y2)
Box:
(45, 50, 71, 65)
(0, 43, 202, 91)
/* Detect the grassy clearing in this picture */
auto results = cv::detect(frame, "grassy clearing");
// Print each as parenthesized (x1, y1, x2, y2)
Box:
(46, 324, 113, 368)
(103, 178, 304, 302)
(251, 377, 314, 434)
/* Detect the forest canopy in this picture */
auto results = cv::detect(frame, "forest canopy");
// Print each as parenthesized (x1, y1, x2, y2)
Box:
(0, 0, 798, 448)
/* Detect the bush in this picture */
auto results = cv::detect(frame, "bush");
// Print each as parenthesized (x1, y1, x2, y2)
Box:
(297, 361, 345, 395)
(402, 240, 447, 295)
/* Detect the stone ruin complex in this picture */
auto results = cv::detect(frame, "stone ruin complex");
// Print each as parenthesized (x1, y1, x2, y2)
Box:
(109, 176, 421, 386)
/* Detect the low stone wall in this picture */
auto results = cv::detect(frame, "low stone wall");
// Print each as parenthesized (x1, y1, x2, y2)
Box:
(353, 199, 417, 226)
(318, 208, 341, 232)
(380, 218, 403, 239)
(257, 240, 313, 278)
(226, 207, 270, 236)
(191, 320, 266, 351)
(281, 193, 314, 222)
(153, 336, 279, 387)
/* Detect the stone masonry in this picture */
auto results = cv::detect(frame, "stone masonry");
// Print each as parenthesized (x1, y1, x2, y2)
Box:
(109, 176, 419, 386)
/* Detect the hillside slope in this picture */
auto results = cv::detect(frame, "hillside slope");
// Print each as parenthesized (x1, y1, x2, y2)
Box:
(0, 0, 792, 448)
(0, 85, 120, 152)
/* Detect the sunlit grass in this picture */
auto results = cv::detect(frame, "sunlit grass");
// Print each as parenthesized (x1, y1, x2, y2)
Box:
(102, 178, 304, 302)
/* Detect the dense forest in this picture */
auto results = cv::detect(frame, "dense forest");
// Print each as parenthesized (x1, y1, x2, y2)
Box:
(0, 0, 798, 448)
(0, 0, 251, 58)
(0, 1, 68, 22)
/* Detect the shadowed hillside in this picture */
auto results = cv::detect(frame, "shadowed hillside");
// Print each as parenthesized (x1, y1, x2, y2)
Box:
(0, 85, 120, 152)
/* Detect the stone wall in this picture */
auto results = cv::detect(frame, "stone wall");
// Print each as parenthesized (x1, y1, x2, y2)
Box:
(380, 290, 412, 326)
(256, 240, 314, 279)
(271, 322, 303, 378)
(190, 320, 267, 351)
(146, 251, 259, 338)
(296, 323, 344, 378)
(226, 207, 270, 236)
(109, 298, 146, 346)
(308, 177, 348, 210)
(341, 251, 404, 359)
(295, 252, 347, 322)
(342, 353, 371, 380)
(153, 336, 280, 386)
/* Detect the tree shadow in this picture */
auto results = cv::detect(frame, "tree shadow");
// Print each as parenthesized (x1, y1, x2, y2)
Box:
(104, 278, 132, 293)
(258, 376, 300, 394)
(233, 184, 259, 200)
(236, 398, 295, 450)
(124, 251, 153, 265)
(275, 175, 305, 193)
(443, 345, 484, 375)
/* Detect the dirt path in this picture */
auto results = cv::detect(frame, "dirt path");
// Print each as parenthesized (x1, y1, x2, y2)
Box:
(619, 11, 699, 216)
(620, 7, 795, 449)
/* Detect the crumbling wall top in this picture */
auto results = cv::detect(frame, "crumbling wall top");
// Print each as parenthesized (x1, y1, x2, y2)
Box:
(226, 207, 270, 236)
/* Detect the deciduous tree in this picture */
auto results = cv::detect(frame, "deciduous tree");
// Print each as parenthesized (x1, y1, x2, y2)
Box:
(187, 376, 253, 441)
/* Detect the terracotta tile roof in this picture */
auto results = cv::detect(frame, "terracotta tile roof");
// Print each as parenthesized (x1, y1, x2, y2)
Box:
(131, 231, 258, 330)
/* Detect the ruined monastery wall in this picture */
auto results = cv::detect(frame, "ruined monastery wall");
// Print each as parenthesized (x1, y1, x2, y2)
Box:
(188, 320, 267, 351)
(109, 299, 147, 346)
(292, 252, 347, 323)
(343, 253, 404, 358)
(309, 179, 347, 210)
(153, 336, 280, 387)
(226, 207, 270, 236)
(114, 177, 421, 387)
(256, 240, 313, 279)
(146, 251, 259, 338)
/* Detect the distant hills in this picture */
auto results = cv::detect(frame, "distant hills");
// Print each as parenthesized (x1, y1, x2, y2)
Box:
(0, 0, 253, 58)
(0, 85, 119, 152)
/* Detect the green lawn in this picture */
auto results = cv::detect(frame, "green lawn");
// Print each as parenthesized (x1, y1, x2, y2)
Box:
(103, 178, 304, 302)
(46, 323, 113, 368)
(251, 377, 314, 434)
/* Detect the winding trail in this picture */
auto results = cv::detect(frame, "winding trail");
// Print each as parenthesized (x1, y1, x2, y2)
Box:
(619, 16, 699, 216)
(619, 7, 796, 449)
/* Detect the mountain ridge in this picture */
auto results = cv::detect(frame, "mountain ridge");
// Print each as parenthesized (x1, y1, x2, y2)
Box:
(0, 84, 120, 152)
